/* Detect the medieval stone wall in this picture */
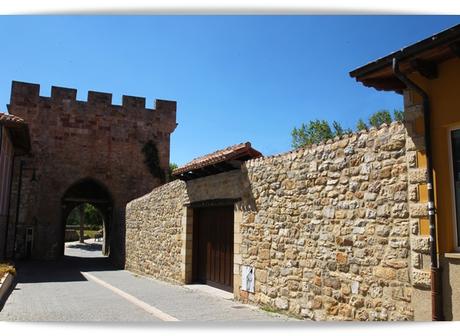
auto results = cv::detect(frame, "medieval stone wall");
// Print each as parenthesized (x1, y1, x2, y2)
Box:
(125, 170, 245, 283)
(6, 81, 176, 265)
(126, 180, 187, 283)
(125, 122, 425, 320)
(185, 169, 245, 203)
(239, 122, 414, 320)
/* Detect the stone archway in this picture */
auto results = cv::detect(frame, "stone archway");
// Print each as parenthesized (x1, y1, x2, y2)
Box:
(5, 81, 176, 264)
(60, 178, 113, 257)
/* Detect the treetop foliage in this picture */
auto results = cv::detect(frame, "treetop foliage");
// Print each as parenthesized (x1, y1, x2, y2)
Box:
(291, 109, 405, 149)
(66, 203, 103, 229)
(368, 110, 392, 128)
(356, 118, 368, 131)
(169, 163, 178, 181)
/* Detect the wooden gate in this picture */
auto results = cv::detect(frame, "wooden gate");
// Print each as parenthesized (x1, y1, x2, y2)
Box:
(193, 205, 234, 292)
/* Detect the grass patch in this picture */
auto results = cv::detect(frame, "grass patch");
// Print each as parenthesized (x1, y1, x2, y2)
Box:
(83, 230, 102, 239)
(260, 304, 302, 320)
(0, 263, 16, 279)
(261, 305, 282, 314)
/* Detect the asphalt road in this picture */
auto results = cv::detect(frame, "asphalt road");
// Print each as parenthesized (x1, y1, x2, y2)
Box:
(0, 240, 292, 322)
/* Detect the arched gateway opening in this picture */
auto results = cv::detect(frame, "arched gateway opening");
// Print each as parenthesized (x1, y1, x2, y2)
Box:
(61, 178, 113, 258)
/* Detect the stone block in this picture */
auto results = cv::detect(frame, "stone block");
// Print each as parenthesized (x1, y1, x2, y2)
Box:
(323, 277, 341, 289)
(410, 203, 428, 218)
(337, 303, 353, 319)
(374, 266, 396, 280)
(408, 185, 418, 201)
(411, 236, 430, 254)
(408, 168, 428, 183)
(364, 192, 377, 201)
(323, 207, 335, 219)
(275, 297, 289, 310)
(301, 308, 315, 319)
(383, 259, 407, 269)
(411, 252, 421, 269)
(412, 269, 430, 289)
(336, 252, 348, 264)
(407, 151, 417, 168)
(256, 269, 268, 283)
(234, 254, 242, 264)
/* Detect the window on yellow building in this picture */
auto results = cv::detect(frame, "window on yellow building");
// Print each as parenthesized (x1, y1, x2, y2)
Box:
(450, 129, 460, 249)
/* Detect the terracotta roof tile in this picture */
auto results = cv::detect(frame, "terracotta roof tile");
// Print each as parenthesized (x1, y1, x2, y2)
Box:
(0, 112, 26, 126)
(173, 142, 262, 177)
(0, 112, 31, 153)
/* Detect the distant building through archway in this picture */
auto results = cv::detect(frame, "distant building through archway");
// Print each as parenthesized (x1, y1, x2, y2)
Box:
(62, 178, 112, 257)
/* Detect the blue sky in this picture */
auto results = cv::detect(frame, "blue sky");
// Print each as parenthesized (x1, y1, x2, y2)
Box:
(0, 16, 459, 165)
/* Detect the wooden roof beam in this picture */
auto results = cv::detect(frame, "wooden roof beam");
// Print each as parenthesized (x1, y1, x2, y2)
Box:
(450, 41, 460, 57)
(410, 58, 438, 79)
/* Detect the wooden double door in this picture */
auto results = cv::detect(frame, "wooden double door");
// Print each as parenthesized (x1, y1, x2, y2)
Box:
(193, 206, 234, 292)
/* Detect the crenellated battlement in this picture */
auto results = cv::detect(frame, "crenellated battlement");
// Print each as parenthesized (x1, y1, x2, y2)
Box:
(155, 99, 177, 111)
(87, 91, 112, 105)
(10, 81, 40, 104)
(51, 85, 77, 102)
(5, 80, 177, 266)
(122, 95, 146, 109)
(10, 80, 176, 113)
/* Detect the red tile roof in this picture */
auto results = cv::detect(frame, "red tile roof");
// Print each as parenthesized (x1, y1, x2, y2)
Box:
(0, 112, 30, 153)
(0, 112, 26, 126)
(173, 142, 262, 177)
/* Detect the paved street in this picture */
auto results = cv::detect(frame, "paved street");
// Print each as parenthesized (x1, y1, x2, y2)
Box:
(0, 240, 293, 322)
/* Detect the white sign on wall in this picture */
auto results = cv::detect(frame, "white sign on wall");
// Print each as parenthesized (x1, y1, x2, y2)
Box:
(241, 265, 255, 293)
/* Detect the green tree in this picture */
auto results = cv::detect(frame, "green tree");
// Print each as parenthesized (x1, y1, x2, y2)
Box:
(291, 108, 401, 149)
(369, 110, 392, 128)
(168, 162, 178, 181)
(66, 209, 79, 227)
(66, 203, 102, 230)
(332, 120, 344, 137)
(393, 109, 405, 122)
(84, 204, 103, 230)
(291, 119, 334, 149)
(356, 118, 368, 131)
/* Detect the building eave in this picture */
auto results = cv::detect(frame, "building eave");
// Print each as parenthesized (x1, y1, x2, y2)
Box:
(349, 23, 460, 93)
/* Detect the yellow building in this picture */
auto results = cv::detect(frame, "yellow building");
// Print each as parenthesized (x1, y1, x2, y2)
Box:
(350, 23, 460, 321)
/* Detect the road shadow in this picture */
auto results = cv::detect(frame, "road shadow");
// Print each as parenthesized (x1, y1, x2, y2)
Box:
(13, 246, 120, 284)
(66, 242, 103, 251)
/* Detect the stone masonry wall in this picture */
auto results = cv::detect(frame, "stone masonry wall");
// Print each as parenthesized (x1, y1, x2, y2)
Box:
(239, 122, 414, 320)
(125, 122, 424, 321)
(402, 90, 432, 320)
(126, 180, 187, 283)
(185, 169, 245, 204)
(125, 170, 246, 284)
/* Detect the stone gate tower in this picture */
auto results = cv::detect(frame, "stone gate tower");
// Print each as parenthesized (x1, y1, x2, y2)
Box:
(5, 81, 177, 267)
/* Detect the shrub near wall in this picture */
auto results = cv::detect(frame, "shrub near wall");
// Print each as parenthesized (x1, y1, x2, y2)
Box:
(125, 180, 187, 283)
(240, 122, 413, 320)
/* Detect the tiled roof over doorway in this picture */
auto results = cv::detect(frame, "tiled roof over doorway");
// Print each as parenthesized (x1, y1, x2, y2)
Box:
(173, 142, 262, 180)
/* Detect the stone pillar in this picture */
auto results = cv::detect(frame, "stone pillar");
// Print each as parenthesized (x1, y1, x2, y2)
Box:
(233, 203, 243, 299)
(404, 89, 432, 320)
(180, 206, 193, 283)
